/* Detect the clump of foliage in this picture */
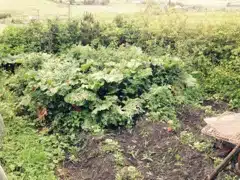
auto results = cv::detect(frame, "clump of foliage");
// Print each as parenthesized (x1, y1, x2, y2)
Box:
(180, 131, 212, 152)
(204, 58, 240, 108)
(0, 71, 64, 179)
(0, 42, 199, 138)
(0, 14, 101, 56)
(11, 45, 193, 135)
(116, 166, 143, 180)
(1, 12, 240, 179)
(143, 86, 177, 122)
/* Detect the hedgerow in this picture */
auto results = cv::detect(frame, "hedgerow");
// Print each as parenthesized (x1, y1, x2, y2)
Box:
(204, 58, 240, 108)
(1, 13, 239, 107)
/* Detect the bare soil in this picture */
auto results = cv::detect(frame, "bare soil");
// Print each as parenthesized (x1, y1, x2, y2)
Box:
(60, 136, 116, 180)
(114, 120, 213, 180)
(61, 104, 236, 180)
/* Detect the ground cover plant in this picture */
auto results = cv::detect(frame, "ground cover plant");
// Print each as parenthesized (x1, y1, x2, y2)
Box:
(0, 11, 239, 179)
(0, 71, 65, 179)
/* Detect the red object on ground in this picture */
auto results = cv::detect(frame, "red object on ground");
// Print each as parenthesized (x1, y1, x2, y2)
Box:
(167, 127, 172, 132)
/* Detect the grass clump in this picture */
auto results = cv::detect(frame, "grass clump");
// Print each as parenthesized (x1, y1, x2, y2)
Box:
(180, 131, 212, 153)
(0, 72, 64, 179)
(102, 139, 142, 180)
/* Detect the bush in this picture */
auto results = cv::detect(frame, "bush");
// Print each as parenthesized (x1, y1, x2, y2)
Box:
(204, 59, 240, 108)
(0, 13, 11, 20)
(143, 86, 177, 121)
(14, 45, 193, 134)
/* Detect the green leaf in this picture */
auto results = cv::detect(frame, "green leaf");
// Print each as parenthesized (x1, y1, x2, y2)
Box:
(64, 88, 97, 106)
(92, 96, 118, 115)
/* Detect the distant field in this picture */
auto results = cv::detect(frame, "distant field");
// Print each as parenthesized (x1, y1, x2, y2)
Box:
(0, 0, 237, 20)
(0, 0, 240, 32)
(0, 0, 144, 20)
(0, 0, 146, 31)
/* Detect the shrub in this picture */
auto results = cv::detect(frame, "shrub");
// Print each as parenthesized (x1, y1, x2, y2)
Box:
(0, 13, 11, 20)
(204, 58, 240, 108)
(143, 85, 177, 122)
(16, 45, 193, 134)
(2, 53, 50, 97)
(0, 71, 64, 180)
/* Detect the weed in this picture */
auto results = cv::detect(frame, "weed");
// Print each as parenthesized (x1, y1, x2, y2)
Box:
(114, 151, 125, 166)
(101, 139, 142, 179)
(102, 139, 125, 166)
(140, 129, 150, 138)
(213, 157, 223, 167)
(142, 151, 154, 162)
(127, 145, 139, 159)
(224, 174, 238, 180)
(102, 139, 122, 153)
(0, 72, 65, 179)
(180, 131, 212, 152)
(116, 166, 143, 180)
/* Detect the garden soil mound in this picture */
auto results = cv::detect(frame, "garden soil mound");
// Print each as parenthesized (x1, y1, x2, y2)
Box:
(62, 105, 232, 180)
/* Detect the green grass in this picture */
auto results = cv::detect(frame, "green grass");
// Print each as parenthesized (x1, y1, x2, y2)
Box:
(0, 72, 64, 180)
(0, 118, 57, 180)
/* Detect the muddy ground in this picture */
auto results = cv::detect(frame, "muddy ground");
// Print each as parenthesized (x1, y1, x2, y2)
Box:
(61, 103, 238, 180)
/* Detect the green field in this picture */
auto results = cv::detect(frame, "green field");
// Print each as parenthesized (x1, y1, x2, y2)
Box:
(0, 0, 144, 19)
(0, 0, 145, 32)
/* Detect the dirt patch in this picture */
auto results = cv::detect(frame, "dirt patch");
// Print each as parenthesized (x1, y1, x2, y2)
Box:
(203, 100, 229, 113)
(177, 105, 206, 133)
(115, 120, 213, 180)
(61, 136, 116, 180)
(62, 105, 236, 180)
